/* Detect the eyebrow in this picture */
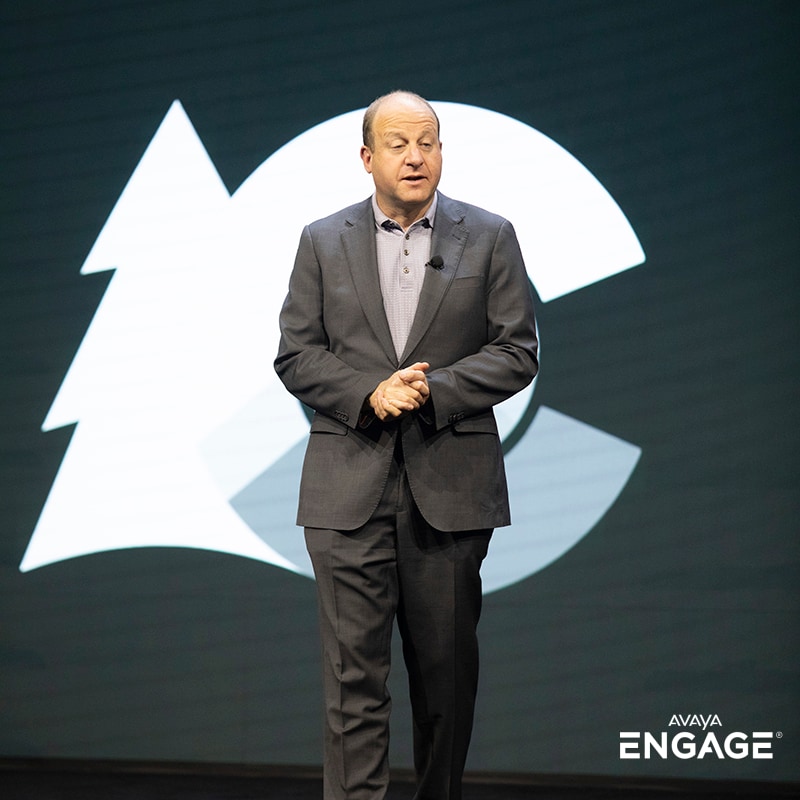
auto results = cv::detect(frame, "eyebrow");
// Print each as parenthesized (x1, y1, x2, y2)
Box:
(382, 128, 437, 141)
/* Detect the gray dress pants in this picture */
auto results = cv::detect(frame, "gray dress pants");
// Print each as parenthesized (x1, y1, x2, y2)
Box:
(305, 448, 492, 800)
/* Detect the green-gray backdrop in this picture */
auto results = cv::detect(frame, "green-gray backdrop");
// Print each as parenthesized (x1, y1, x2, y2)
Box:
(1, 0, 797, 785)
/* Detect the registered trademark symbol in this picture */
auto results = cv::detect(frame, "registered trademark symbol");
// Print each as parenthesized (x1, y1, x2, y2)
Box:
(776, 731, 783, 738)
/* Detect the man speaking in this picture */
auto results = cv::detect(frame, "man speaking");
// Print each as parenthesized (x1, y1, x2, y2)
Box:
(275, 90, 538, 800)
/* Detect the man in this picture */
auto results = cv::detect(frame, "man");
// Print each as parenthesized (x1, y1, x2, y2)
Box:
(275, 91, 538, 800)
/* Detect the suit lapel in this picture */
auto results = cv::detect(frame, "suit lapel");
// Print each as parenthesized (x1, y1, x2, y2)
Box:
(340, 199, 398, 363)
(400, 195, 468, 363)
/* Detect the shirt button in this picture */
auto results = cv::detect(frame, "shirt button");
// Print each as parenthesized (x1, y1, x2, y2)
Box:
(405, 233, 410, 240)
(404, 249, 409, 256)
(403, 267, 410, 274)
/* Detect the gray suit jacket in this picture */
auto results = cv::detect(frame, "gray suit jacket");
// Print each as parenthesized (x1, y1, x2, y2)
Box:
(275, 193, 538, 531)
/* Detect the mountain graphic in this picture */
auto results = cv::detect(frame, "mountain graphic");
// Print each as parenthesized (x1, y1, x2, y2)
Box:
(21, 100, 643, 593)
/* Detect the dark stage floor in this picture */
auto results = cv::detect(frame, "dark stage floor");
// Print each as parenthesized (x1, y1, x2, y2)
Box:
(1, 762, 798, 800)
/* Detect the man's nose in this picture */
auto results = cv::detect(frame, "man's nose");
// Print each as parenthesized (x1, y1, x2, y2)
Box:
(405, 146, 423, 166)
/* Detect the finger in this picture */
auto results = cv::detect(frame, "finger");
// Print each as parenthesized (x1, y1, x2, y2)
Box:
(398, 369, 428, 385)
(408, 380, 429, 395)
(382, 401, 404, 417)
(392, 387, 423, 406)
(390, 397, 419, 411)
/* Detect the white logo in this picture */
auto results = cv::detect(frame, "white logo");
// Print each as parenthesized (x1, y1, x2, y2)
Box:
(20, 101, 645, 592)
(621, 716, 778, 760)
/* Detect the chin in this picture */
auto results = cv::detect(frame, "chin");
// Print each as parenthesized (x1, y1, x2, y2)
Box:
(401, 189, 433, 205)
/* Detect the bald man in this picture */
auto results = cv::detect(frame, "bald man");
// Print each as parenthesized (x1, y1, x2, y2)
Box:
(276, 91, 538, 800)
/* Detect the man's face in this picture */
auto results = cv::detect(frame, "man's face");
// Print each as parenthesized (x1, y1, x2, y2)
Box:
(360, 96, 442, 224)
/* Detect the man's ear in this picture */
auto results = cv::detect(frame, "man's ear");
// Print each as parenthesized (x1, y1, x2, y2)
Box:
(360, 145, 373, 174)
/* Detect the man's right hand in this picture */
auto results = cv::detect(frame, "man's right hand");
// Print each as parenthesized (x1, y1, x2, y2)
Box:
(369, 362, 430, 421)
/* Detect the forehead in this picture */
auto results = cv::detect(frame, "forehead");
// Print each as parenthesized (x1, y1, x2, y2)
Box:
(373, 99, 438, 138)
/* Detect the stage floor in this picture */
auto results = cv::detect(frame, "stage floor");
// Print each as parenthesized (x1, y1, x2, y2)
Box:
(1, 762, 797, 799)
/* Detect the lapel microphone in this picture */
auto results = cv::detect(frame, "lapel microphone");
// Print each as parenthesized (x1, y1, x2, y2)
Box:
(425, 255, 444, 270)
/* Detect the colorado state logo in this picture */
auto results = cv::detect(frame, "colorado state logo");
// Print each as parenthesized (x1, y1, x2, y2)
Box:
(21, 101, 644, 593)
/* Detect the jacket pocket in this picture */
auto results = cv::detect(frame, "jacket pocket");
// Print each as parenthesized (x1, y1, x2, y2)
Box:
(310, 413, 349, 435)
(452, 412, 498, 436)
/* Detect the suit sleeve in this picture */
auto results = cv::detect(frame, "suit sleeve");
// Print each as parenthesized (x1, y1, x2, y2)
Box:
(425, 219, 539, 429)
(274, 225, 386, 428)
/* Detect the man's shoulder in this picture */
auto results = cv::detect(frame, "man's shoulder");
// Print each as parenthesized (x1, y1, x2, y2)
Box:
(307, 197, 372, 232)
(437, 193, 511, 231)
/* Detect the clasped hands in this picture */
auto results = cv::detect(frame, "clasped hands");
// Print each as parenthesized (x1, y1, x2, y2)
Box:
(369, 361, 430, 422)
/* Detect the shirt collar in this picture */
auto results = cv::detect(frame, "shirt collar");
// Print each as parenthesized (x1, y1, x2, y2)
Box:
(372, 192, 438, 232)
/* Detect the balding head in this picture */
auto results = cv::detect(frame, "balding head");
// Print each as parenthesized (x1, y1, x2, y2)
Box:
(362, 91, 440, 150)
